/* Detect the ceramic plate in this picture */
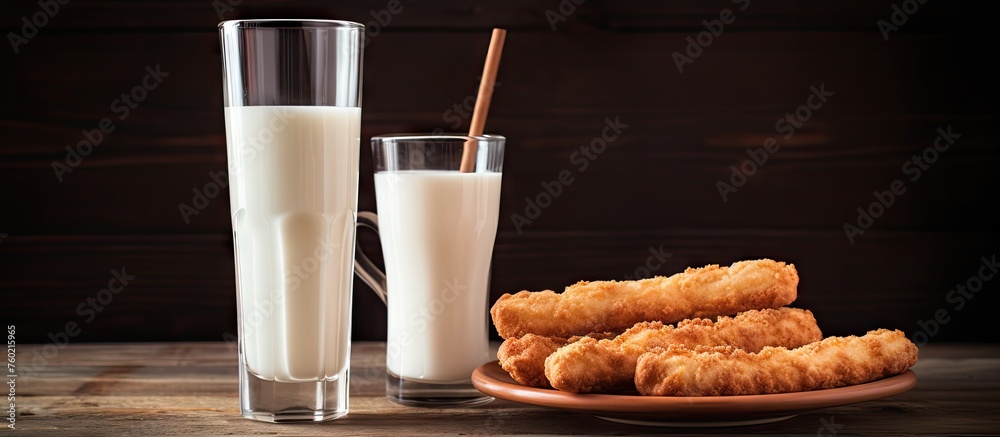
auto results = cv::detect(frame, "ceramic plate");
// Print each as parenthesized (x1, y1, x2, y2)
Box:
(471, 361, 916, 427)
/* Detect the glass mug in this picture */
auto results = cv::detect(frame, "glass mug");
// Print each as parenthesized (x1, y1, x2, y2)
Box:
(355, 134, 504, 407)
(219, 19, 363, 423)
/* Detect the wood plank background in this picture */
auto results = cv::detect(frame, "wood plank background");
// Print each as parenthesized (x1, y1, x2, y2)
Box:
(1, 0, 998, 343)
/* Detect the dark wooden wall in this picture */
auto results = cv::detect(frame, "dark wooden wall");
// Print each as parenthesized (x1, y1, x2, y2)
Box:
(2, 1, 998, 344)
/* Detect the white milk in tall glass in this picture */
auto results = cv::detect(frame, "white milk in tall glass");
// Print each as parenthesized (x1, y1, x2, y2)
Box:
(375, 171, 501, 382)
(225, 105, 360, 382)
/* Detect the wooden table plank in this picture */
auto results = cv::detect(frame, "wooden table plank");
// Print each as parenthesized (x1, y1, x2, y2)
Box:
(11, 342, 1000, 435)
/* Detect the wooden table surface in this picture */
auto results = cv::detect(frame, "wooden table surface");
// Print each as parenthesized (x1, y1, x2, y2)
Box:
(10, 342, 999, 435)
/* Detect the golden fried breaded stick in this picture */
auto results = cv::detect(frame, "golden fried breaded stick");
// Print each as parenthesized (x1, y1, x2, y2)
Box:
(491, 259, 798, 339)
(544, 308, 821, 393)
(635, 329, 918, 396)
(497, 332, 615, 388)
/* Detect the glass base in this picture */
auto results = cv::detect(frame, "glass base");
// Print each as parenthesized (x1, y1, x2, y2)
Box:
(386, 371, 493, 408)
(239, 365, 349, 423)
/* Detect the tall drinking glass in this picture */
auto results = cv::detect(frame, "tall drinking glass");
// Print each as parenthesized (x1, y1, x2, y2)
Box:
(219, 19, 364, 423)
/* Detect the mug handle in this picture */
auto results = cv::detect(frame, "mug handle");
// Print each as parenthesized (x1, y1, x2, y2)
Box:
(354, 211, 387, 305)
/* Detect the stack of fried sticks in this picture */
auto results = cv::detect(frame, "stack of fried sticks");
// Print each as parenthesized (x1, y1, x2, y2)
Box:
(491, 259, 918, 396)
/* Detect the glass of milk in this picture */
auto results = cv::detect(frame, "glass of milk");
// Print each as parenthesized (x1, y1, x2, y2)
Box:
(356, 134, 504, 407)
(219, 19, 363, 422)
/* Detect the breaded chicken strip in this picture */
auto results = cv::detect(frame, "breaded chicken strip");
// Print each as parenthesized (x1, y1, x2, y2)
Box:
(635, 329, 918, 396)
(491, 259, 799, 339)
(544, 308, 822, 393)
(497, 332, 615, 388)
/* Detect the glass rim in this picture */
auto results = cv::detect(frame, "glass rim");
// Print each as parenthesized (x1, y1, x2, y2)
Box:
(218, 19, 365, 30)
(371, 133, 505, 142)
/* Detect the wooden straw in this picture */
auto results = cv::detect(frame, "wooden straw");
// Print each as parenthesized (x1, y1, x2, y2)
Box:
(460, 28, 507, 173)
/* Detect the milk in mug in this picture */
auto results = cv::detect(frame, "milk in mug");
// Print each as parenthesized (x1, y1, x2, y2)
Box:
(375, 170, 501, 382)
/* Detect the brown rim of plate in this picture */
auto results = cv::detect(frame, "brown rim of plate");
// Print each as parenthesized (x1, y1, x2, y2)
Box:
(471, 361, 917, 415)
